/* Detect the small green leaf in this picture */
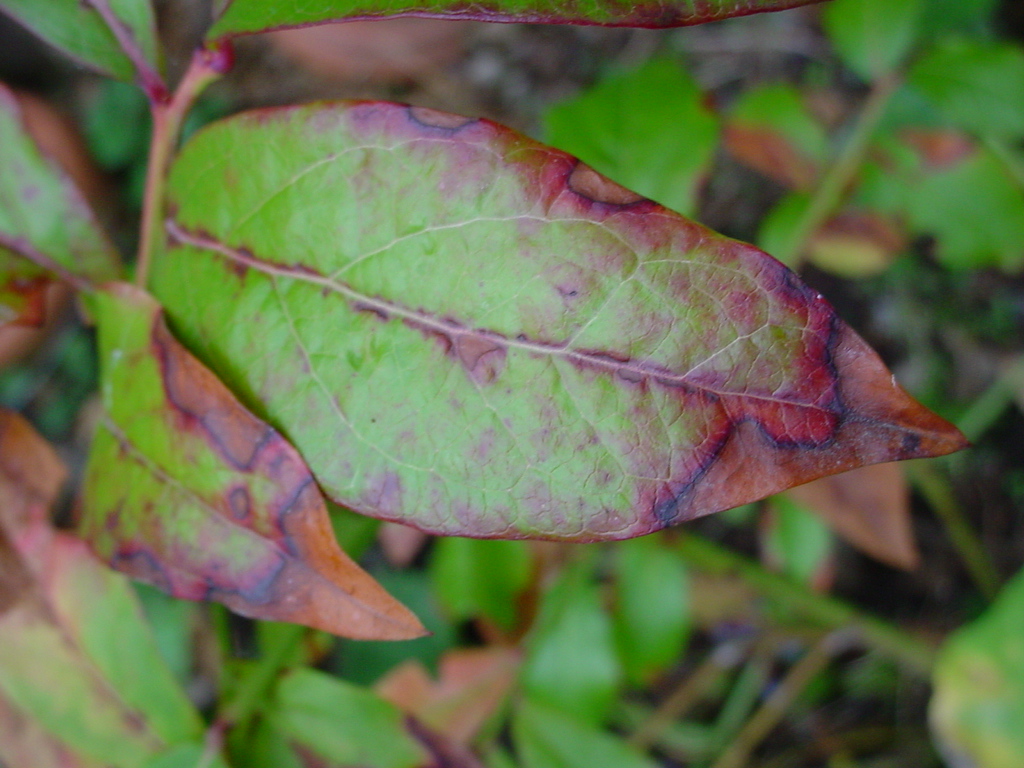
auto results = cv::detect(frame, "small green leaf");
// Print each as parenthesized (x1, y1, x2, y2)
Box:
(0, 0, 162, 84)
(0, 83, 121, 292)
(429, 537, 532, 630)
(79, 284, 424, 640)
(612, 536, 690, 684)
(931, 567, 1024, 768)
(208, 0, 826, 40)
(270, 668, 430, 768)
(544, 57, 719, 216)
(905, 146, 1024, 271)
(512, 698, 658, 768)
(822, 0, 924, 81)
(756, 191, 811, 266)
(153, 101, 965, 543)
(763, 494, 833, 585)
(521, 561, 621, 724)
(909, 39, 1024, 140)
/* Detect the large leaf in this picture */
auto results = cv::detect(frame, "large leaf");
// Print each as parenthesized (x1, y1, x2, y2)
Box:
(931, 567, 1024, 768)
(543, 57, 719, 217)
(0, 412, 204, 768)
(0, 0, 162, 85)
(154, 101, 966, 542)
(208, 0, 825, 38)
(0, 83, 121, 302)
(79, 283, 424, 640)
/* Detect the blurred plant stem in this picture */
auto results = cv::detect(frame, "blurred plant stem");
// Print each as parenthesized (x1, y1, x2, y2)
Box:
(906, 461, 1001, 601)
(629, 639, 750, 751)
(675, 533, 935, 673)
(775, 74, 900, 267)
(711, 631, 850, 768)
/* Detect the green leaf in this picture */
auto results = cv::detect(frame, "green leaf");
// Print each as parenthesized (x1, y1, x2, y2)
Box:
(0, 0, 162, 85)
(544, 57, 719, 217)
(79, 283, 424, 640)
(0, 532, 203, 768)
(144, 744, 232, 768)
(521, 561, 621, 724)
(512, 698, 658, 768)
(209, 0, 826, 39)
(0, 83, 121, 295)
(905, 146, 1024, 271)
(269, 668, 430, 768)
(764, 494, 833, 585)
(612, 536, 690, 684)
(757, 191, 811, 266)
(153, 101, 966, 542)
(931, 567, 1024, 768)
(908, 39, 1024, 140)
(429, 537, 532, 630)
(725, 84, 828, 190)
(822, 0, 924, 81)
(918, 0, 997, 37)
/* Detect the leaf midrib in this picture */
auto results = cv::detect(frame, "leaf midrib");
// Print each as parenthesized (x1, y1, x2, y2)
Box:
(166, 219, 836, 415)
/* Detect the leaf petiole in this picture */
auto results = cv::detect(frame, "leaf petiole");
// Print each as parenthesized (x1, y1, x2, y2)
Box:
(136, 44, 231, 289)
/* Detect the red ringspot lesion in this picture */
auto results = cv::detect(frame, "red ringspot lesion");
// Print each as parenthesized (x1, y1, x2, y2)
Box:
(567, 161, 645, 206)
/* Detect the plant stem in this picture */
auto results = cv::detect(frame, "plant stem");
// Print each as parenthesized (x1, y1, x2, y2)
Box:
(629, 639, 749, 751)
(86, 0, 166, 100)
(775, 74, 900, 267)
(906, 461, 1001, 601)
(711, 632, 849, 768)
(954, 354, 1024, 444)
(675, 533, 936, 673)
(135, 47, 228, 289)
(217, 623, 306, 730)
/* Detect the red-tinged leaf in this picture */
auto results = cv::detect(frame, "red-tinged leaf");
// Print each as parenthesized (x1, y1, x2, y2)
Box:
(0, 418, 203, 768)
(208, 0, 825, 39)
(807, 211, 906, 278)
(0, 408, 66, 533)
(785, 462, 918, 570)
(0, 83, 122, 296)
(0, 531, 204, 768)
(79, 283, 425, 640)
(724, 85, 829, 191)
(0, 690, 104, 768)
(375, 647, 521, 744)
(153, 100, 967, 543)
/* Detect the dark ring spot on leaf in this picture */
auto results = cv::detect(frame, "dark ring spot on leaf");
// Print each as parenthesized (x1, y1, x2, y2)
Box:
(408, 106, 477, 132)
(567, 161, 646, 206)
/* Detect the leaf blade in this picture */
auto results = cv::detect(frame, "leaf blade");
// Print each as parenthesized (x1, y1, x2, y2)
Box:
(208, 0, 825, 39)
(0, 83, 122, 291)
(154, 100, 967, 542)
(0, 0, 162, 84)
(79, 283, 424, 640)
